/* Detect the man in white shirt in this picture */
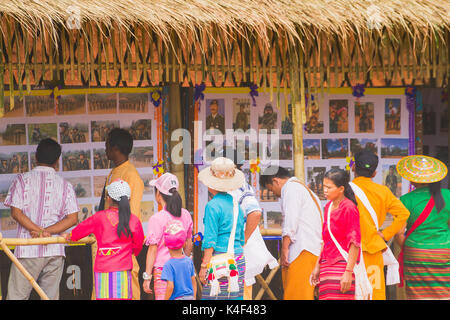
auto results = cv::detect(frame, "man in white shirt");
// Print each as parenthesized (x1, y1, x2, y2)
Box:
(260, 167, 323, 300)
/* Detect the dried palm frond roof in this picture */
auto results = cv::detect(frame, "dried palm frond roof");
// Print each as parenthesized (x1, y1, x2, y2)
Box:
(1, 0, 449, 48)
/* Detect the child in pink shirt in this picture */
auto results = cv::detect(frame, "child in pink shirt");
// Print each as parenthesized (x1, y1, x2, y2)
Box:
(65, 179, 144, 300)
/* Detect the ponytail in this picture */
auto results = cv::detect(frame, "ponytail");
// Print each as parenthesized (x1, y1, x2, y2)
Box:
(160, 188, 182, 218)
(430, 181, 445, 214)
(116, 196, 132, 238)
(344, 184, 358, 207)
(325, 168, 358, 206)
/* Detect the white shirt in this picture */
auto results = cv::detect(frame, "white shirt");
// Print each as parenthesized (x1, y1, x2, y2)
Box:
(281, 177, 323, 263)
(4, 166, 79, 258)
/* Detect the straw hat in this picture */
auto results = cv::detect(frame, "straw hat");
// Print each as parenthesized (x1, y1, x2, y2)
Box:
(198, 157, 245, 192)
(396, 155, 448, 184)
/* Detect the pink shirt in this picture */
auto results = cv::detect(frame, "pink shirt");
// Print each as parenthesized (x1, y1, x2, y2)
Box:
(70, 207, 144, 273)
(145, 208, 193, 268)
(4, 166, 79, 258)
(320, 198, 361, 265)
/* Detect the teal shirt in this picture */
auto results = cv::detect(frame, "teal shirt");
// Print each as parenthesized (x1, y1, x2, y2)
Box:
(202, 193, 245, 254)
(400, 187, 450, 249)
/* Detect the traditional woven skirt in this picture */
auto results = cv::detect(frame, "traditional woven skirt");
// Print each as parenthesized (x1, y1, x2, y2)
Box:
(153, 267, 168, 300)
(94, 270, 132, 300)
(404, 246, 450, 300)
(319, 260, 355, 300)
(201, 253, 245, 300)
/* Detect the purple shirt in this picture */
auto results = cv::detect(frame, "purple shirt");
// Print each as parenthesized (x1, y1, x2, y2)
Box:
(4, 166, 79, 258)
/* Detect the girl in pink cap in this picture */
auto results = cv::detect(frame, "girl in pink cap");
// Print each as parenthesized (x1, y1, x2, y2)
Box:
(142, 173, 193, 300)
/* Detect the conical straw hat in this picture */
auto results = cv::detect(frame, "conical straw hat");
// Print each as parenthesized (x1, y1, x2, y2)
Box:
(396, 155, 447, 183)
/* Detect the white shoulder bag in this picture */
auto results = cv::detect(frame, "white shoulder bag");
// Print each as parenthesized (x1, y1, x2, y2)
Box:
(349, 182, 400, 286)
(207, 195, 240, 296)
(326, 204, 373, 300)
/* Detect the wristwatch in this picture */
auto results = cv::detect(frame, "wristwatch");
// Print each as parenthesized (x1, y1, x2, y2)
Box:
(142, 272, 152, 280)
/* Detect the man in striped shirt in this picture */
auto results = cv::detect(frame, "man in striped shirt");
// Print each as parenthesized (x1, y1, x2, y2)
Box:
(4, 138, 78, 300)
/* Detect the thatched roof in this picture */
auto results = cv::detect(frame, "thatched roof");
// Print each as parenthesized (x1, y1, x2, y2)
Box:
(1, 0, 449, 47)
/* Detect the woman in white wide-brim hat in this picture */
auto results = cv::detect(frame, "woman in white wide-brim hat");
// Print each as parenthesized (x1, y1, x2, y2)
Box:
(198, 157, 247, 300)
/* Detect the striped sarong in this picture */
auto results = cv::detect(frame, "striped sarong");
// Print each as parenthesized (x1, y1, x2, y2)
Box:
(404, 246, 450, 300)
(153, 267, 168, 300)
(201, 253, 245, 300)
(94, 270, 132, 300)
(319, 260, 355, 300)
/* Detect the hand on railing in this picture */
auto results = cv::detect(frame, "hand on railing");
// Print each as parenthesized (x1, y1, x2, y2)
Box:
(30, 229, 51, 238)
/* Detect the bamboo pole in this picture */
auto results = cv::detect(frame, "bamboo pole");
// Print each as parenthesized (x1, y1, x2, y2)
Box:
(255, 274, 277, 300)
(255, 260, 280, 300)
(2, 235, 96, 246)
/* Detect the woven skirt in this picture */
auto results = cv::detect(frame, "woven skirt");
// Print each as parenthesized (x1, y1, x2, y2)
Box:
(318, 260, 355, 300)
(94, 270, 132, 300)
(201, 253, 245, 300)
(404, 246, 450, 300)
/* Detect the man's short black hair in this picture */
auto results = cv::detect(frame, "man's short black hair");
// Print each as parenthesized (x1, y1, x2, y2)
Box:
(36, 138, 61, 165)
(259, 166, 292, 188)
(354, 150, 379, 177)
(108, 128, 133, 156)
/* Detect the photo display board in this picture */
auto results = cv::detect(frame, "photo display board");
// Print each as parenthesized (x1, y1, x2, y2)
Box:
(0, 88, 159, 238)
(195, 88, 410, 234)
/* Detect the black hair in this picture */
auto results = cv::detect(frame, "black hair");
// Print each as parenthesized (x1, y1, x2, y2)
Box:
(115, 196, 132, 238)
(157, 187, 183, 218)
(36, 138, 61, 165)
(354, 150, 379, 178)
(430, 181, 446, 214)
(107, 128, 133, 156)
(259, 166, 292, 188)
(324, 168, 358, 206)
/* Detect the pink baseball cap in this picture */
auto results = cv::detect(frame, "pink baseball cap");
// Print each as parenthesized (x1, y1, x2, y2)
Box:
(150, 173, 179, 196)
(163, 221, 186, 250)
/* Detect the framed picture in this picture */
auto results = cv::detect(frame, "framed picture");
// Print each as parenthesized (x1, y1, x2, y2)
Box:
(303, 139, 321, 160)
(57, 95, 86, 115)
(0, 152, 28, 174)
(88, 93, 117, 114)
(329, 100, 348, 133)
(62, 149, 91, 171)
(350, 138, 378, 157)
(205, 99, 225, 134)
(91, 120, 120, 142)
(381, 138, 408, 158)
(119, 93, 149, 113)
(25, 95, 55, 117)
(322, 139, 348, 159)
(232, 98, 251, 131)
(355, 102, 375, 133)
(66, 176, 92, 198)
(59, 122, 89, 144)
(382, 164, 402, 197)
(306, 167, 326, 200)
(0, 124, 26, 146)
(28, 123, 58, 145)
(258, 103, 278, 133)
(385, 99, 401, 134)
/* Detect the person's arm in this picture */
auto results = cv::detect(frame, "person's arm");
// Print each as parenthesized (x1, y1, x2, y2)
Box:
(132, 219, 145, 257)
(44, 212, 78, 235)
(164, 281, 174, 300)
(69, 214, 96, 241)
(381, 190, 410, 241)
(341, 243, 359, 293)
(191, 275, 197, 300)
(184, 237, 193, 258)
(10, 206, 48, 236)
(143, 244, 157, 294)
(244, 210, 262, 243)
(199, 247, 214, 285)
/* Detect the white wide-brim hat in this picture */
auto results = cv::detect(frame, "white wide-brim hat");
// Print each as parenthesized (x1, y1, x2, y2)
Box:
(198, 157, 245, 192)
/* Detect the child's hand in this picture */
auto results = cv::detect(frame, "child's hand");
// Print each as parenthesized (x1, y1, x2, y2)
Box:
(143, 280, 153, 294)
(61, 233, 71, 241)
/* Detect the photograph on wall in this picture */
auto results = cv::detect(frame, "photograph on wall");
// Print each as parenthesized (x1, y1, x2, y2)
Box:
(25, 95, 55, 117)
(382, 164, 402, 198)
(322, 139, 348, 159)
(121, 119, 152, 140)
(205, 99, 225, 134)
(306, 167, 326, 200)
(78, 204, 93, 223)
(66, 176, 92, 199)
(385, 99, 401, 134)
(232, 98, 250, 131)
(93, 176, 107, 197)
(88, 93, 117, 114)
(140, 201, 155, 223)
(91, 120, 120, 142)
(59, 122, 89, 144)
(28, 123, 58, 145)
(30, 151, 59, 171)
(119, 93, 149, 113)
(0, 124, 26, 146)
(57, 94, 86, 115)
(204, 140, 225, 162)
(129, 147, 153, 168)
(303, 139, 321, 160)
(259, 186, 278, 202)
(305, 101, 324, 134)
(93, 148, 111, 170)
(3, 96, 23, 118)
(355, 102, 375, 133)
(0, 208, 17, 231)
(278, 139, 293, 160)
(281, 103, 293, 135)
(381, 138, 408, 158)
(350, 138, 378, 157)
(422, 104, 436, 135)
(265, 210, 283, 230)
(0, 152, 28, 174)
(62, 149, 91, 171)
(141, 173, 155, 196)
(0, 178, 13, 202)
(329, 100, 348, 133)
(258, 102, 278, 133)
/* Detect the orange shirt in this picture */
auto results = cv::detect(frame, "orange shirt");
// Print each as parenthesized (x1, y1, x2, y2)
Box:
(352, 177, 410, 254)
(105, 160, 144, 220)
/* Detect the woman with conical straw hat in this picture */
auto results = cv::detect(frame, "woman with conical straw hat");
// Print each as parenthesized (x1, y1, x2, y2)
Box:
(395, 155, 450, 300)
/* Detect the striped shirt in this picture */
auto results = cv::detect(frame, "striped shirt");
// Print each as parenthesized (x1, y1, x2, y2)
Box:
(4, 166, 79, 258)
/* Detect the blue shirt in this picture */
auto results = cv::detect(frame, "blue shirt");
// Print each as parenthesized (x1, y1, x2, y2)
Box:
(202, 193, 245, 254)
(161, 256, 195, 300)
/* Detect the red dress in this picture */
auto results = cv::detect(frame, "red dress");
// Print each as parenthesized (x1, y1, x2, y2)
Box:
(319, 197, 361, 300)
